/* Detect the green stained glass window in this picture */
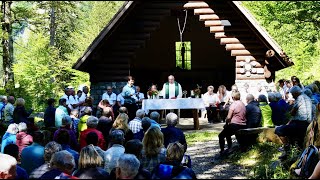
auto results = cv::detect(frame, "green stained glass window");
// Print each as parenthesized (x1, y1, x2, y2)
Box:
(176, 41, 191, 70)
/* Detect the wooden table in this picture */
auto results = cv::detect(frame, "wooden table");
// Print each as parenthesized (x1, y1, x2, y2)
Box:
(142, 98, 206, 130)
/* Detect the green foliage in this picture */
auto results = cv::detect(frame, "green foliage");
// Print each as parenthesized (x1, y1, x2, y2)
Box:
(242, 2, 320, 84)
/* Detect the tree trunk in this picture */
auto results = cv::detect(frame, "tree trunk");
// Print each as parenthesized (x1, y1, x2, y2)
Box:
(1, 1, 14, 87)
(49, 3, 55, 46)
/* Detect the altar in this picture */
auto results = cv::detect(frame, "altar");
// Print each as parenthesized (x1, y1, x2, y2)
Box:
(142, 98, 206, 130)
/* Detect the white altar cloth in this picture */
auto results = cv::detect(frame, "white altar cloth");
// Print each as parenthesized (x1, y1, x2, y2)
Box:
(142, 98, 206, 114)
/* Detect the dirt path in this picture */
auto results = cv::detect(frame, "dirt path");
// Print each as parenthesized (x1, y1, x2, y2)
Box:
(186, 139, 249, 179)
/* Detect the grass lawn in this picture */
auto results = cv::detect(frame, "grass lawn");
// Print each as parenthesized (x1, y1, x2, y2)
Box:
(185, 131, 218, 146)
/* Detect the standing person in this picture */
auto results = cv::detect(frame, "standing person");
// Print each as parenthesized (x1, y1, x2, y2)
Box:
(44, 98, 56, 128)
(79, 116, 106, 150)
(218, 91, 247, 155)
(122, 76, 138, 120)
(202, 86, 220, 123)
(70, 109, 80, 139)
(4, 96, 15, 126)
(61, 88, 72, 114)
(79, 86, 90, 104)
(102, 86, 117, 112)
(161, 75, 182, 99)
(53, 115, 79, 151)
(135, 86, 145, 109)
(55, 98, 68, 128)
(160, 75, 183, 115)
(68, 88, 81, 111)
(13, 98, 33, 124)
(0, 95, 7, 121)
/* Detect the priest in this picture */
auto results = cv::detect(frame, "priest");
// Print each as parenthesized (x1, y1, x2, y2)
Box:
(161, 75, 183, 99)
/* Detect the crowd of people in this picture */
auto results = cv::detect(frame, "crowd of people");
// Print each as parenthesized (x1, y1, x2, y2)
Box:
(1, 74, 320, 179)
(0, 77, 195, 179)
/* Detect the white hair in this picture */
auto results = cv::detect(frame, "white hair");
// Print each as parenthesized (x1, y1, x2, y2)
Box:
(50, 150, 75, 173)
(290, 85, 302, 94)
(117, 154, 140, 179)
(136, 109, 145, 118)
(18, 122, 28, 132)
(0, 154, 17, 174)
(166, 113, 178, 126)
(7, 123, 19, 134)
(86, 116, 99, 128)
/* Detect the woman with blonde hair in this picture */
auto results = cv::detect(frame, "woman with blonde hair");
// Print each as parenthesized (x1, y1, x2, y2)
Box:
(73, 145, 110, 179)
(141, 126, 166, 172)
(110, 113, 134, 145)
(13, 98, 33, 124)
(217, 85, 230, 122)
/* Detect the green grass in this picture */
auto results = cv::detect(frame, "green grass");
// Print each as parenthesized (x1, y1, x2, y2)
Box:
(226, 142, 301, 179)
(185, 131, 218, 146)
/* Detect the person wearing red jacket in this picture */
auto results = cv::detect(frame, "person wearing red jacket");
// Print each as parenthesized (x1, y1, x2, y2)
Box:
(79, 116, 106, 150)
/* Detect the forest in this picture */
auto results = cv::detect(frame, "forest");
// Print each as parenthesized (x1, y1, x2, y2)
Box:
(0, 1, 319, 111)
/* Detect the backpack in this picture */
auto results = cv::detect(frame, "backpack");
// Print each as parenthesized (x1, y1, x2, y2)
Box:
(295, 121, 319, 178)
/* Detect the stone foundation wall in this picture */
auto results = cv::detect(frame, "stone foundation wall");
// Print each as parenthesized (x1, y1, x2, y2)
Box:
(90, 81, 127, 107)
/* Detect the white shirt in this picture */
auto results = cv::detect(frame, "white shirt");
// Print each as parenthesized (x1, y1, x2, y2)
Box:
(117, 94, 125, 105)
(68, 95, 78, 110)
(161, 82, 183, 99)
(61, 94, 70, 107)
(79, 93, 88, 103)
(102, 92, 117, 105)
(135, 92, 145, 101)
(202, 92, 219, 107)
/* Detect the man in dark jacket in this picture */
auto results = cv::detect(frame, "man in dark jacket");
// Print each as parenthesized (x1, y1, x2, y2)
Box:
(44, 98, 56, 128)
(245, 94, 262, 128)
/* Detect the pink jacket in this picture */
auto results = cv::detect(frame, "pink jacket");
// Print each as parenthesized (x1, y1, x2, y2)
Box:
(16, 132, 33, 155)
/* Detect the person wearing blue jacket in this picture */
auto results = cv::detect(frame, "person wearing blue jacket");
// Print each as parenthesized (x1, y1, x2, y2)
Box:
(1, 123, 19, 153)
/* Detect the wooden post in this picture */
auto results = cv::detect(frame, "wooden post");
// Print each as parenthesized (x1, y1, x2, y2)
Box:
(192, 109, 200, 130)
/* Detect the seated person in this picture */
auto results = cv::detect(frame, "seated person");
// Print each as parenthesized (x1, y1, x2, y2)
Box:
(245, 94, 261, 128)
(151, 142, 197, 179)
(161, 113, 187, 152)
(218, 91, 247, 154)
(40, 150, 77, 179)
(275, 86, 312, 160)
(202, 85, 219, 123)
(258, 94, 273, 127)
(115, 154, 140, 179)
(149, 111, 161, 129)
(133, 117, 151, 141)
(4, 144, 28, 179)
(29, 141, 62, 179)
(0, 153, 17, 179)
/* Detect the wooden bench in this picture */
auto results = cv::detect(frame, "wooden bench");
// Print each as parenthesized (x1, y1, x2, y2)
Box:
(236, 127, 283, 146)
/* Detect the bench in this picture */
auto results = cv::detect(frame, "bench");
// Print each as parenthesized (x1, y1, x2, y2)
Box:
(236, 127, 283, 147)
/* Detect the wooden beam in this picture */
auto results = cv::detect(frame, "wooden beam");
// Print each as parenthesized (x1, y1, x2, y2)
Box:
(183, 2, 209, 9)
(236, 74, 266, 80)
(209, 26, 224, 32)
(236, 56, 264, 61)
(110, 51, 135, 57)
(100, 58, 130, 63)
(112, 44, 142, 50)
(194, 8, 215, 15)
(95, 64, 129, 69)
(119, 33, 150, 40)
(220, 38, 257, 45)
(117, 40, 146, 45)
(231, 50, 264, 56)
(226, 44, 265, 51)
(199, 14, 220, 21)
(204, 20, 222, 26)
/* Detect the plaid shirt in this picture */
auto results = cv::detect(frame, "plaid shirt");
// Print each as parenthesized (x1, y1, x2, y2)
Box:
(128, 118, 142, 134)
(292, 94, 312, 121)
(29, 163, 50, 179)
(141, 147, 167, 173)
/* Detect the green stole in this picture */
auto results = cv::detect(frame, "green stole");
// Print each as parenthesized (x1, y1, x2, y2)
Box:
(165, 81, 179, 99)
